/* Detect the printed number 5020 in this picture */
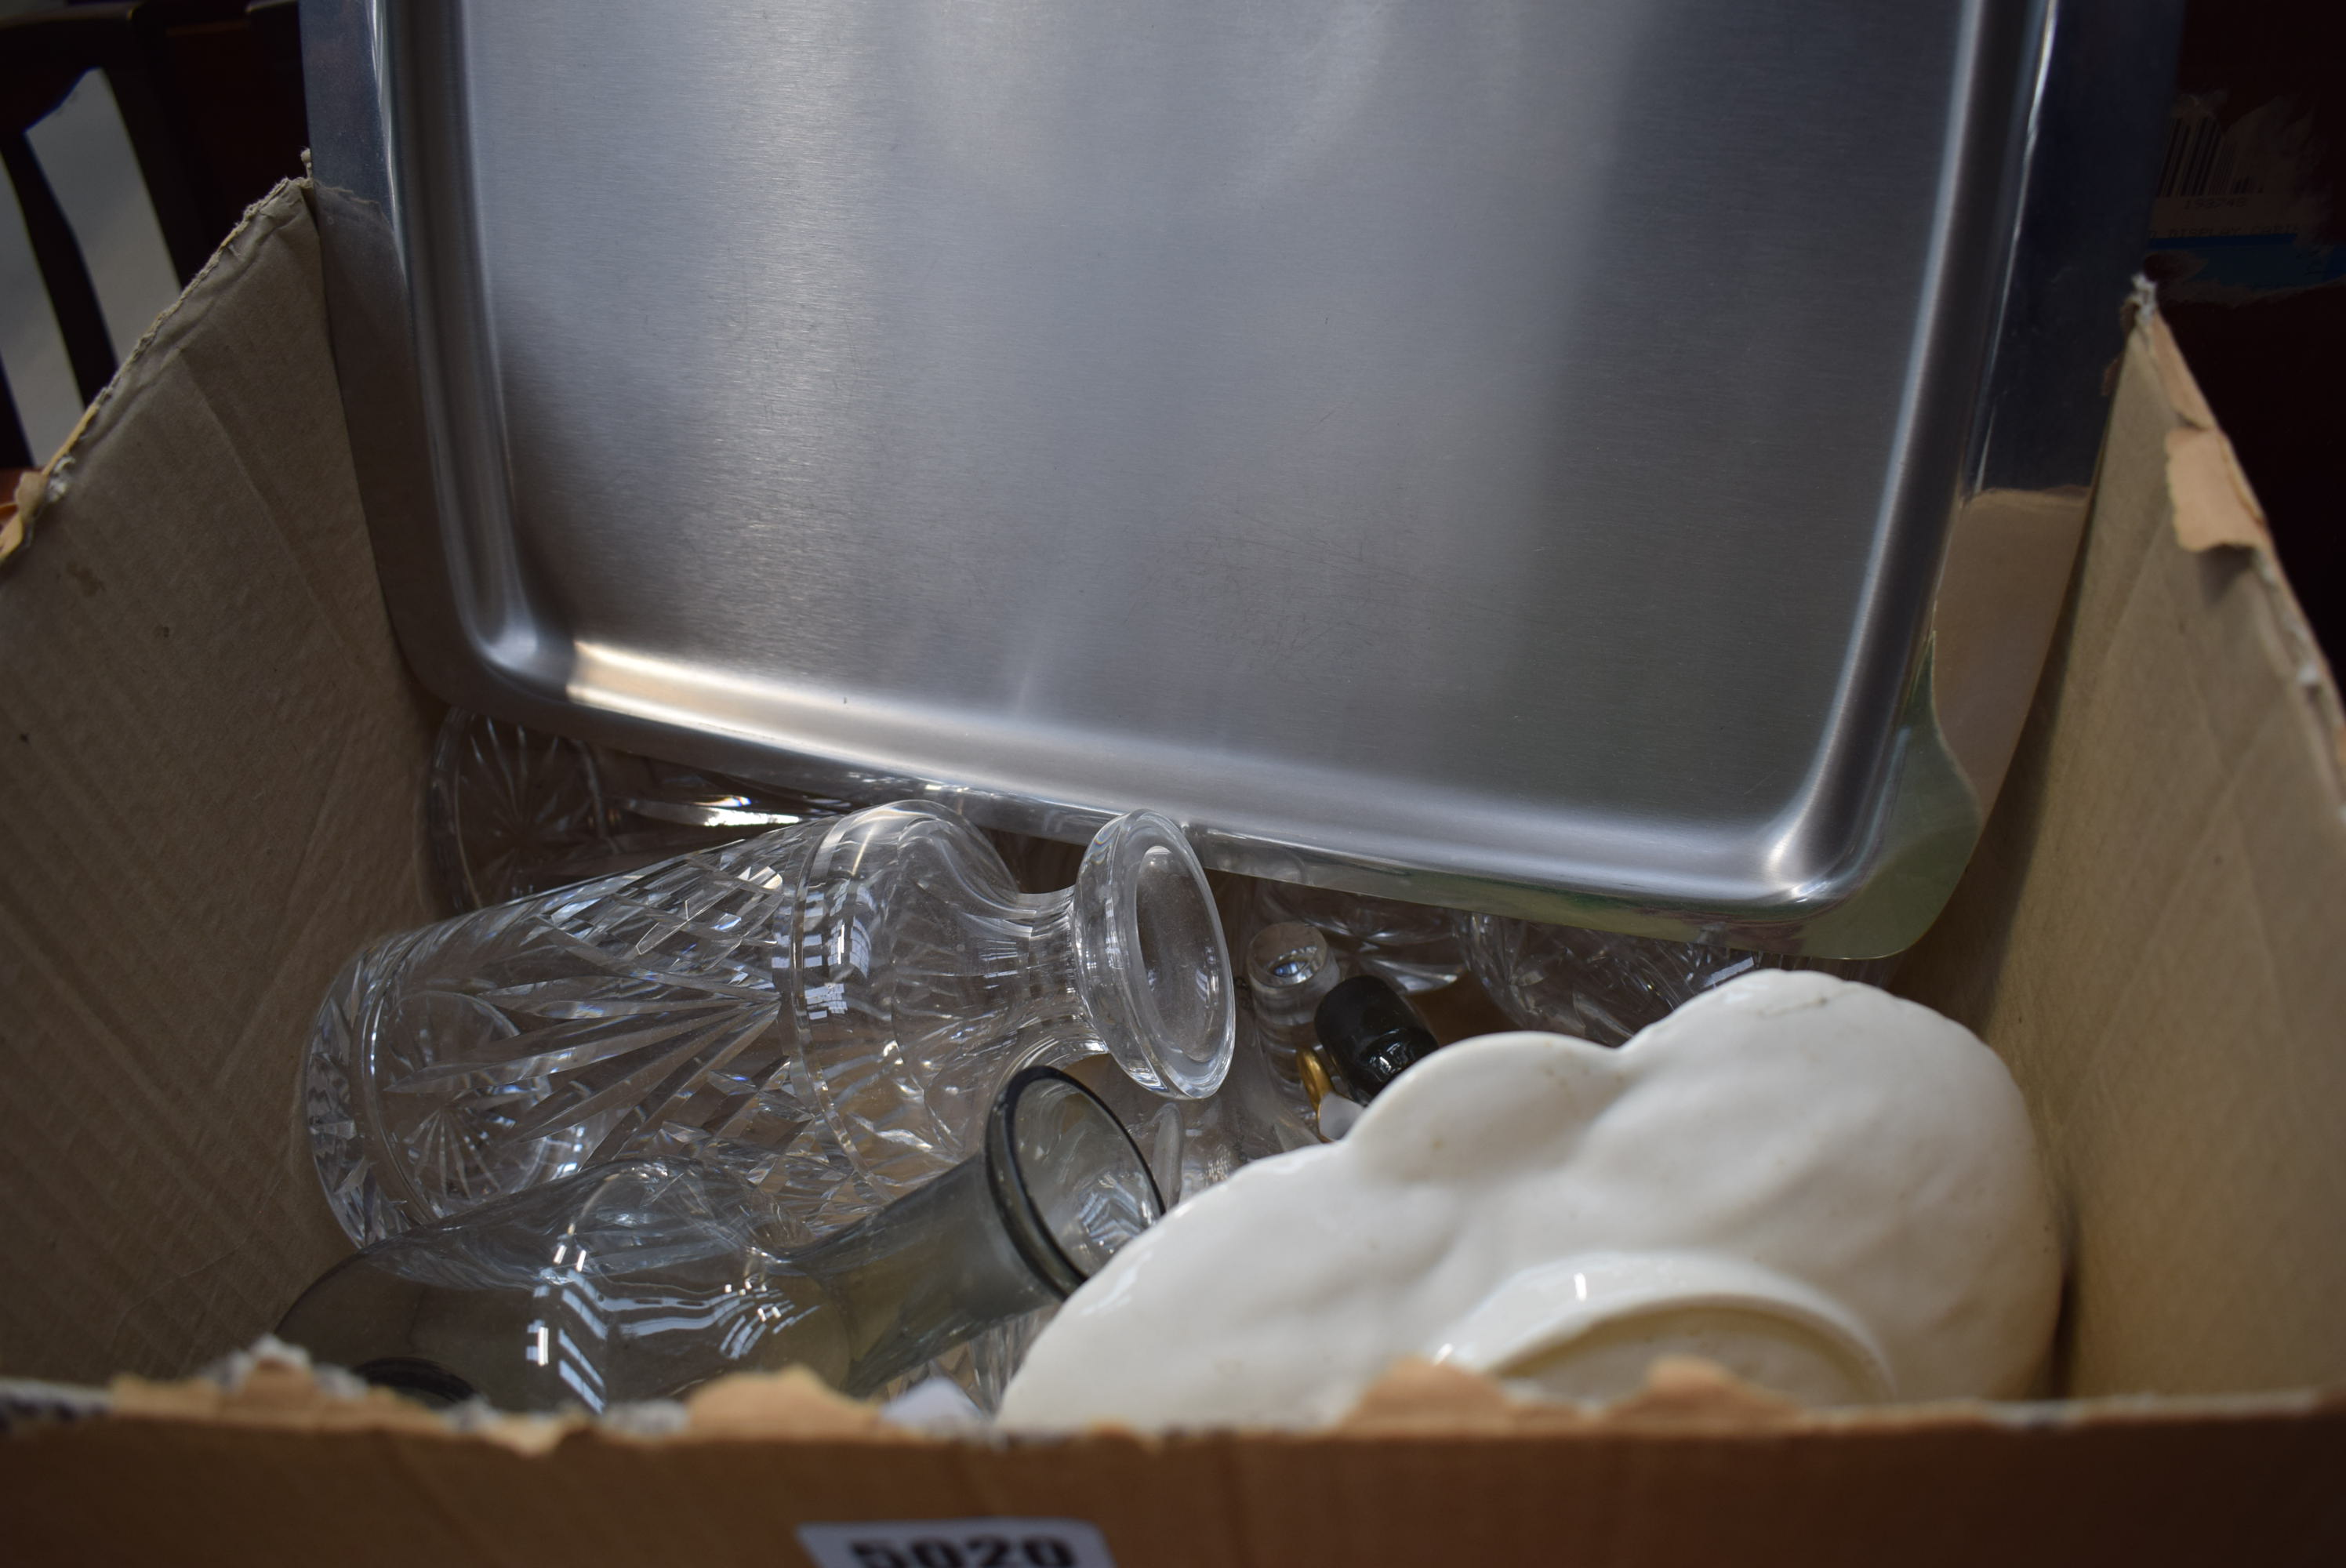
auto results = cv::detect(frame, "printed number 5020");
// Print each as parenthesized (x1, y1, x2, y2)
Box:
(797, 1520, 1113, 1568)
(849, 1535, 1074, 1568)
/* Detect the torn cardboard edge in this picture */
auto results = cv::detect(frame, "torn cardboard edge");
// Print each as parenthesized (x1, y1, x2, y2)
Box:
(0, 178, 317, 571)
(6, 1341, 2336, 1456)
(2142, 281, 2346, 793)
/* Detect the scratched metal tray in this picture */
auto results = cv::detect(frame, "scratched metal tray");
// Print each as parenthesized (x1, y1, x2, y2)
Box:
(305, 0, 2178, 955)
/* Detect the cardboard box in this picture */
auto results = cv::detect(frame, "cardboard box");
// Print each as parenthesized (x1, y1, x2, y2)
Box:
(3, 183, 2344, 1563)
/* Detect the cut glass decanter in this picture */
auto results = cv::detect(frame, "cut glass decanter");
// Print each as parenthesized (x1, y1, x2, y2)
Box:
(307, 802, 1232, 1245)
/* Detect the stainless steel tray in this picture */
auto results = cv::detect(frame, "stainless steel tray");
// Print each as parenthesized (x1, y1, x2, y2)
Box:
(305, 0, 2180, 955)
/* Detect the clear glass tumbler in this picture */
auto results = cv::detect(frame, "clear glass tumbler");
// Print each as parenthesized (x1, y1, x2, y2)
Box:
(278, 1067, 1160, 1413)
(1226, 921, 1346, 1154)
(307, 802, 1232, 1244)
(1250, 880, 1465, 993)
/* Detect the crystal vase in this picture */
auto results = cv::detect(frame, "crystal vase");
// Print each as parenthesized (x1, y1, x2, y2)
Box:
(279, 1068, 1160, 1413)
(428, 708, 862, 909)
(430, 708, 1091, 909)
(1462, 914, 1900, 1047)
(307, 802, 1232, 1245)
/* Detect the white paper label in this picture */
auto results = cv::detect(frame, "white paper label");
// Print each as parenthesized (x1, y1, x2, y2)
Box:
(796, 1519, 1116, 1568)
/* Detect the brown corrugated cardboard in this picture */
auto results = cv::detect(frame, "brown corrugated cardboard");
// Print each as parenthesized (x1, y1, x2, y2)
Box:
(2, 180, 2344, 1562)
(1895, 297, 2346, 1399)
(0, 185, 438, 1388)
(5, 1351, 2344, 1566)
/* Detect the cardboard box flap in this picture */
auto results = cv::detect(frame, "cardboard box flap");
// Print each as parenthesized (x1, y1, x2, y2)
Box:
(0, 182, 438, 1385)
(1900, 291, 2346, 1398)
(5, 1356, 2344, 1566)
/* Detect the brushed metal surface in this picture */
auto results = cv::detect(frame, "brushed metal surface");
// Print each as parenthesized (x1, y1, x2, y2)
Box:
(306, 0, 2180, 954)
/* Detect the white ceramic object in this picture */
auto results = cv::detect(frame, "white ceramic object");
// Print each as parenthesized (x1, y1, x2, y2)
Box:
(997, 971, 2060, 1430)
